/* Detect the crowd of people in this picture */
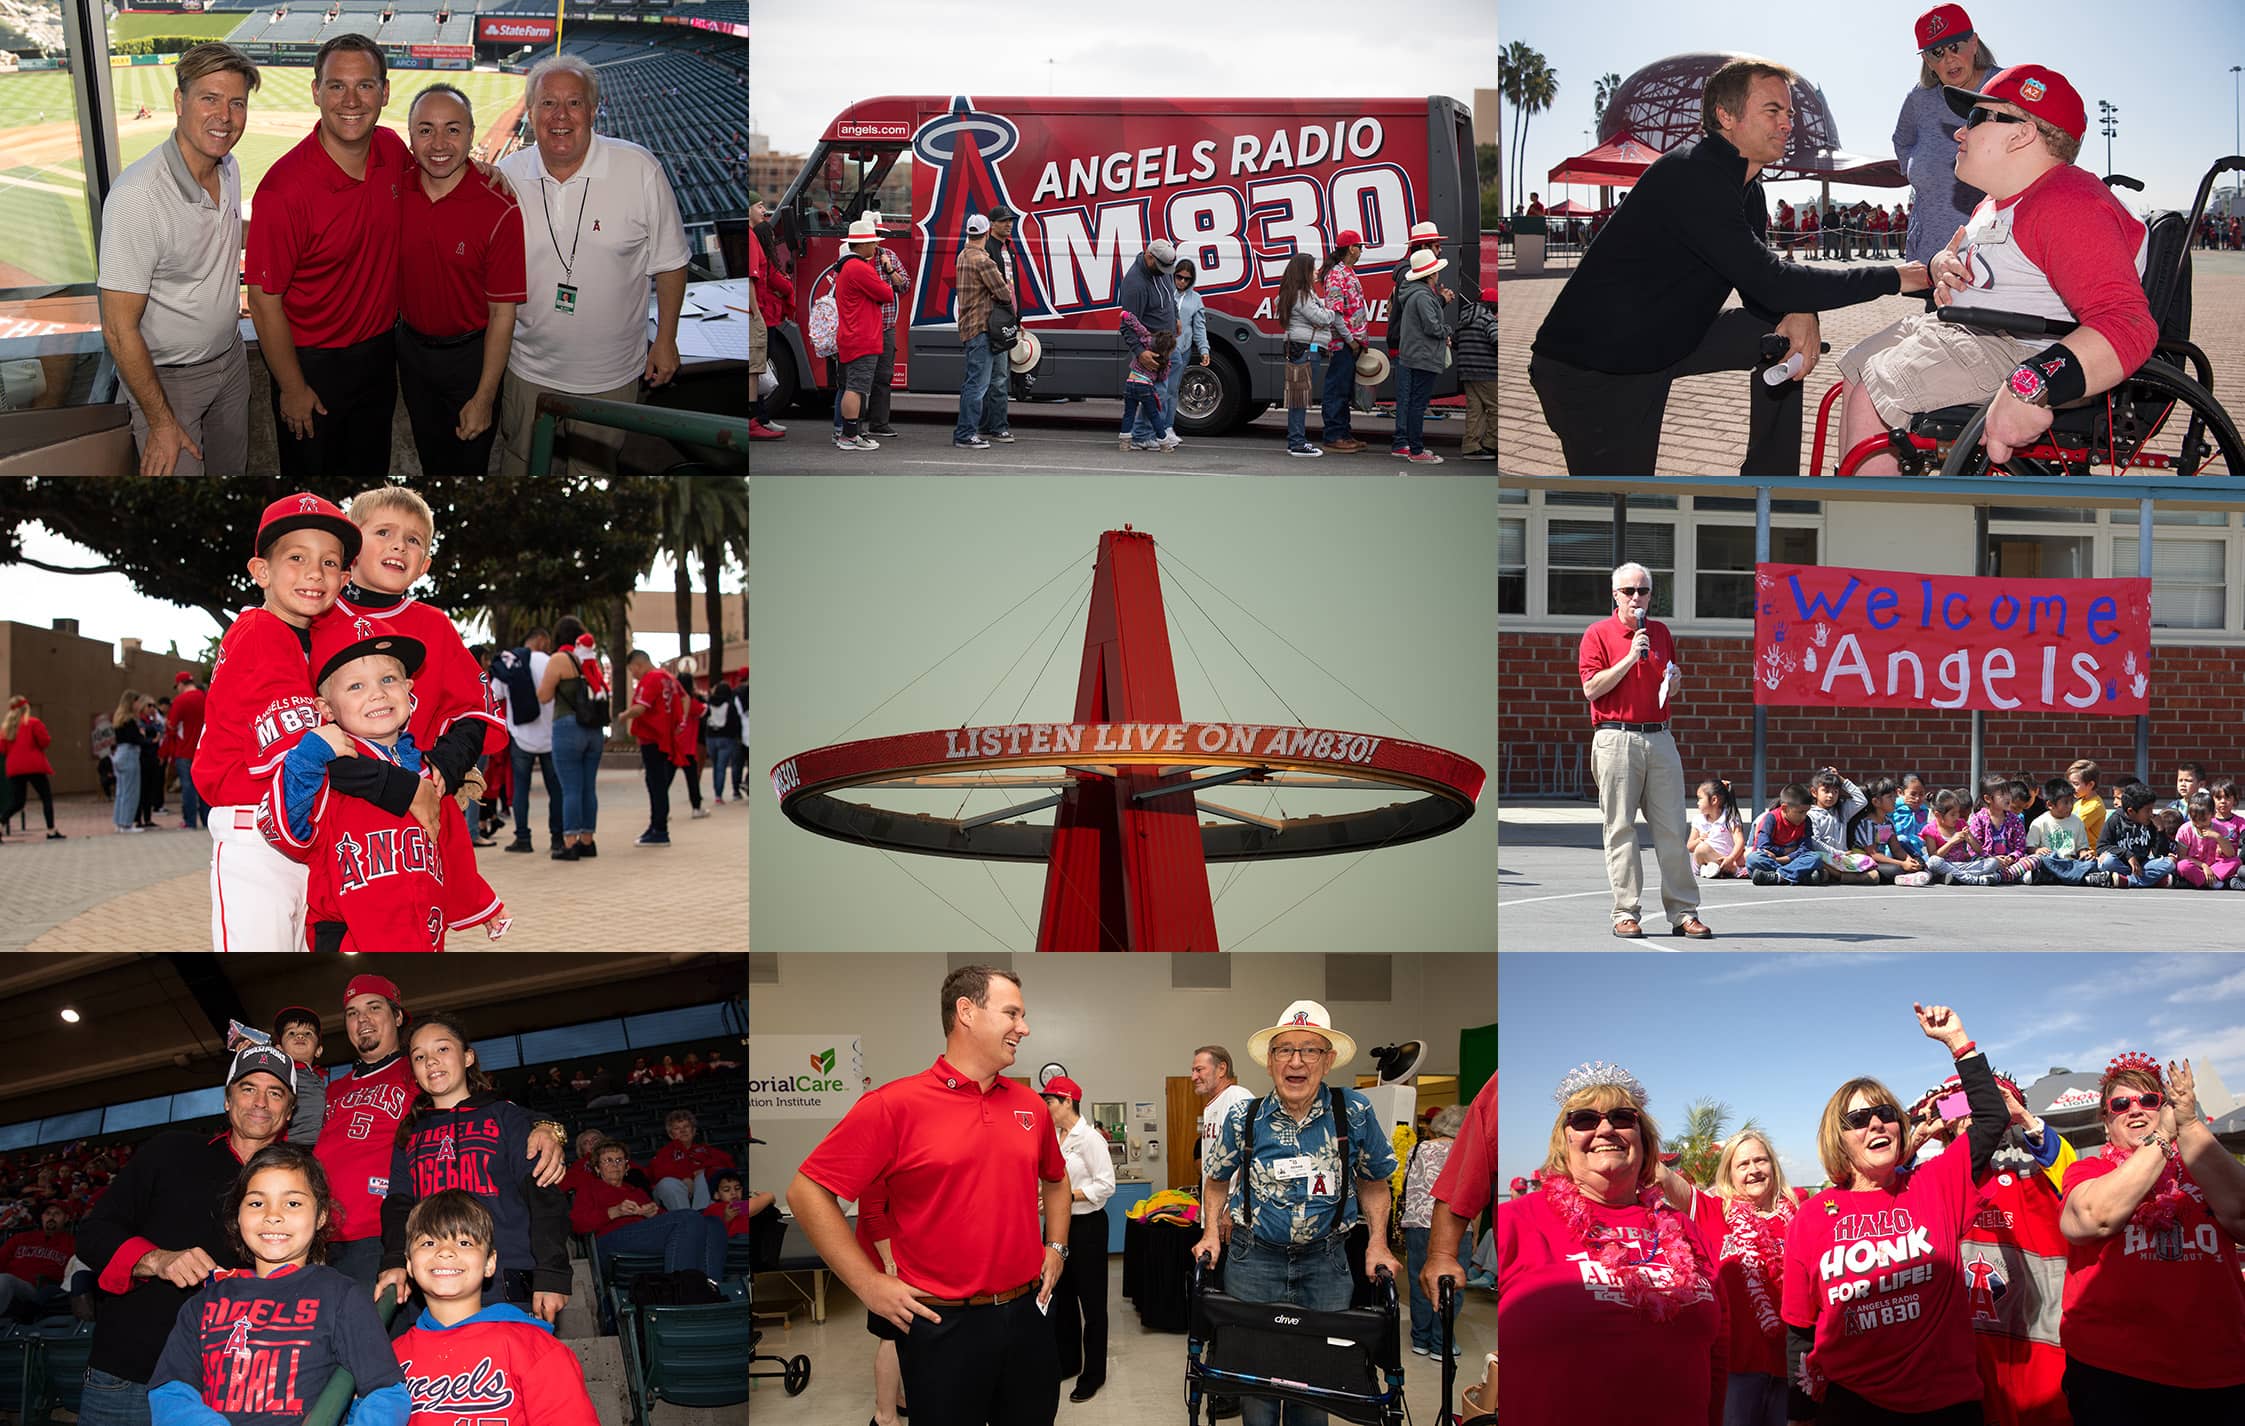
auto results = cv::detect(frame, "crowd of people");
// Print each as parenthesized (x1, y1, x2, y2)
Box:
(2196, 213, 2244, 250)
(1502, 1001, 2245, 1423)
(1767, 199, 1914, 259)
(0, 972, 752, 1426)
(778, 965, 1497, 1426)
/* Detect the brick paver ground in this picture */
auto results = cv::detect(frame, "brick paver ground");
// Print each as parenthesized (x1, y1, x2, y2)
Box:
(1499, 249, 2245, 475)
(0, 766, 747, 950)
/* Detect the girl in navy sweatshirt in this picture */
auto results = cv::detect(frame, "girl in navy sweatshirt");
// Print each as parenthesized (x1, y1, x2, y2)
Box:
(374, 1014, 571, 1324)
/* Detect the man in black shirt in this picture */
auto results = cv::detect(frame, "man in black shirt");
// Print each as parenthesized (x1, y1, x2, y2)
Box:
(1530, 58, 1931, 474)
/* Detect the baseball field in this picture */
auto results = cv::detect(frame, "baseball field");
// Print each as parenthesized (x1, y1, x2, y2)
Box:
(0, 58, 531, 285)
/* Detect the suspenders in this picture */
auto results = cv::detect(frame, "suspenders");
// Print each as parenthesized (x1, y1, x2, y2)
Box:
(1236, 1086, 1355, 1239)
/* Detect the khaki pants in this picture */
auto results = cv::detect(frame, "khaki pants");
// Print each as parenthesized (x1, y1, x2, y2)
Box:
(1461, 379, 1497, 454)
(498, 369, 641, 476)
(1590, 724, 1699, 928)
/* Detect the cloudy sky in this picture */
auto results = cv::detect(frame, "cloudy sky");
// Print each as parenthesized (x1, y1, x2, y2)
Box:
(749, 0, 1498, 156)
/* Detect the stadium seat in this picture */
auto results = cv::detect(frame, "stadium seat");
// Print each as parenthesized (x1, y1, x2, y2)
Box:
(30, 1319, 90, 1419)
(0, 1324, 42, 1424)
(635, 1301, 751, 1420)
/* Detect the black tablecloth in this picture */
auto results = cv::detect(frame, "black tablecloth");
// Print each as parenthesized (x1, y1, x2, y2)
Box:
(1121, 1215, 1199, 1332)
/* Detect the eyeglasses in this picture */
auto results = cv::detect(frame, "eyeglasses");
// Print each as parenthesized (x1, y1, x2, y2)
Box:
(1841, 1103, 1903, 1131)
(1614, 587, 1651, 598)
(1269, 1046, 1330, 1062)
(2108, 1092, 2165, 1114)
(1924, 38, 1971, 60)
(1965, 106, 2027, 129)
(1564, 1107, 1642, 1133)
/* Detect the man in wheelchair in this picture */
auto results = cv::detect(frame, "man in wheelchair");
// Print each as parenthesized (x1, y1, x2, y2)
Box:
(1835, 63, 2158, 472)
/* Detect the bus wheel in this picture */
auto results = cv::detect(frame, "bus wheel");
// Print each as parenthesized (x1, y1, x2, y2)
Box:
(1179, 351, 1251, 435)
(766, 351, 801, 418)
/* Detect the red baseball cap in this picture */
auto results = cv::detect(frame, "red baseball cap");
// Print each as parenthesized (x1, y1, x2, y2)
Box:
(254, 492, 361, 565)
(1040, 1076, 1084, 1103)
(1914, 4, 1973, 52)
(1333, 229, 1363, 249)
(173, 671, 194, 685)
(310, 608, 425, 695)
(1943, 64, 2086, 142)
(343, 973, 405, 1009)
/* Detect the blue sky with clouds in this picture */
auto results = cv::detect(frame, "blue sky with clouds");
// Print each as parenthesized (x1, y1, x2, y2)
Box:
(1500, 0, 2245, 214)
(1499, 952, 2245, 1195)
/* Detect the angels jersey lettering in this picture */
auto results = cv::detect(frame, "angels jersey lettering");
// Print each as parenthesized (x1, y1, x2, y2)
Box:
(300, 740, 446, 951)
(148, 1263, 404, 1426)
(316, 1055, 419, 1242)
(394, 1309, 601, 1426)
(197, 609, 318, 806)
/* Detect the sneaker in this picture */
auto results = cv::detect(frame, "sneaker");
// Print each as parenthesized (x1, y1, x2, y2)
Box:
(988, 430, 1016, 443)
(1130, 440, 1161, 451)
(1460, 450, 1497, 461)
(850, 434, 881, 449)
(1410, 1344, 1431, 1357)
(635, 831, 671, 847)
(1693, 861, 1719, 879)
(834, 435, 867, 450)
(551, 845, 580, 861)
(470, 830, 496, 847)
(955, 435, 991, 449)
(46, 831, 64, 840)
(577, 840, 598, 859)
(1750, 869, 1779, 886)
(2230, 873, 2245, 890)
(503, 839, 533, 853)
(2018, 862, 2038, 885)
(763, 420, 786, 434)
(1895, 871, 1934, 886)
(866, 426, 901, 438)
(1953, 872, 1993, 886)
(748, 420, 785, 440)
(690, 806, 710, 819)
(1391, 447, 1411, 457)
(2083, 870, 2113, 887)
(1160, 433, 1183, 450)
(1801, 866, 1827, 886)
(1407, 451, 1445, 464)
(1118, 435, 1133, 450)
(1287, 445, 1324, 457)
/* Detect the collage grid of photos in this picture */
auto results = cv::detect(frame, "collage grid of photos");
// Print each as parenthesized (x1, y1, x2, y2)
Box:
(1498, 1, 2245, 1424)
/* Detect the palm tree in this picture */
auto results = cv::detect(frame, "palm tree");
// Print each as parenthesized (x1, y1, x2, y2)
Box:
(1516, 60, 1558, 215)
(1500, 41, 1535, 211)
(650, 478, 750, 675)
(1593, 71, 1624, 129)
(1670, 1098, 1767, 1190)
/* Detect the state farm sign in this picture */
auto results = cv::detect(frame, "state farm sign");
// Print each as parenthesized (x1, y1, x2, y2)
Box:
(476, 16, 554, 41)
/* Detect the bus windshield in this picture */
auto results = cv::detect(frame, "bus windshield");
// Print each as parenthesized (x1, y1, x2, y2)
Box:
(788, 143, 907, 236)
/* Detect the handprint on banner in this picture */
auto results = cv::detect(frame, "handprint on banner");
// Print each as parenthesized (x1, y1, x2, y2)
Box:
(1756, 570, 1775, 592)
(1811, 622, 1831, 648)
(1762, 662, 1784, 691)
(1772, 621, 1788, 645)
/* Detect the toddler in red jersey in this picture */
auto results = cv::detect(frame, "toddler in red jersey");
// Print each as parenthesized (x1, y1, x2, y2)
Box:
(704, 1170, 753, 1239)
(204, 493, 441, 952)
(392, 1191, 598, 1426)
(326, 485, 512, 940)
(149, 1145, 406, 1426)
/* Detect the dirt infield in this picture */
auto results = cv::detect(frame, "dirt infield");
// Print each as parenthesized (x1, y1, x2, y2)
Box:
(2, 119, 93, 171)
(482, 92, 525, 159)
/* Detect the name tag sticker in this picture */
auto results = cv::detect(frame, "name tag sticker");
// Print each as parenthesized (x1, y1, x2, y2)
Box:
(1270, 1155, 1316, 1181)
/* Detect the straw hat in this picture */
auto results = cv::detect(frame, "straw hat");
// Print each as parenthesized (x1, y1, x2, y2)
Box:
(1354, 346, 1390, 384)
(1405, 220, 1449, 245)
(1246, 999, 1358, 1069)
(1009, 330, 1042, 373)
(1403, 249, 1448, 283)
(844, 212, 899, 244)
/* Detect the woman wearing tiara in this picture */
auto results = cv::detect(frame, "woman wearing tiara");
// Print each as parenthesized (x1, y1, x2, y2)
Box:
(1496, 1060, 1725, 1425)
(1781, 1002, 2007, 1426)
(2056, 1051, 2245, 1419)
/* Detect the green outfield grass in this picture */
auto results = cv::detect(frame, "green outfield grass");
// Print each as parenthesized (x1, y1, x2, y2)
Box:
(0, 66, 532, 281)
(105, 12, 250, 42)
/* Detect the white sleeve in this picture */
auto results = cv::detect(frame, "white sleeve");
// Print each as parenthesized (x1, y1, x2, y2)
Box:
(1082, 1133, 1117, 1209)
(645, 153, 691, 273)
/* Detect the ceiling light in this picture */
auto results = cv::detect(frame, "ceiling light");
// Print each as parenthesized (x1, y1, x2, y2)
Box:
(59, 1008, 80, 1023)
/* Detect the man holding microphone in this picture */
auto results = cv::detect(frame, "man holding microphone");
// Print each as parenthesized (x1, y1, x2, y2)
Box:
(1579, 561, 1711, 940)
(789, 965, 1071, 1426)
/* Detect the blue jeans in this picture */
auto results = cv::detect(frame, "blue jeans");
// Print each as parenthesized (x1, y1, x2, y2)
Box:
(1402, 1226, 1436, 1350)
(111, 743, 140, 828)
(706, 735, 741, 800)
(1320, 346, 1356, 443)
(1286, 348, 1318, 449)
(1724, 1371, 1786, 1426)
(1224, 1234, 1353, 1426)
(552, 716, 602, 837)
(511, 745, 562, 847)
(1120, 385, 1161, 444)
(653, 1171, 712, 1211)
(979, 360, 1012, 436)
(1159, 351, 1190, 438)
(1928, 853, 2017, 883)
(76, 1368, 150, 1426)
(1392, 365, 1436, 454)
(2034, 855, 2093, 884)
(175, 755, 204, 829)
(596, 1211, 728, 1283)
(2097, 851, 2176, 887)
(954, 335, 994, 442)
(1744, 843, 1819, 882)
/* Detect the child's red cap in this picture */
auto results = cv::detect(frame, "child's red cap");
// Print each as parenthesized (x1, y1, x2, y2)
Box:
(256, 494, 362, 565)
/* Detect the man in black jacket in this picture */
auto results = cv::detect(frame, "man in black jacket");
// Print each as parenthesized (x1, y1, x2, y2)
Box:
(71, 1044, 294, 1426)
(1529, 57, 1931, 474)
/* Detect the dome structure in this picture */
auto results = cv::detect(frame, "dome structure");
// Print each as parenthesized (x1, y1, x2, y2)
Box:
(1597, 51, 1890, 180)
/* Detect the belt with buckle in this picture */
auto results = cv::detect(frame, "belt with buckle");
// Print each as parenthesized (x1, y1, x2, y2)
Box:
(916, 1278, 1038, 1308)
(1598, 721, 1667, 733)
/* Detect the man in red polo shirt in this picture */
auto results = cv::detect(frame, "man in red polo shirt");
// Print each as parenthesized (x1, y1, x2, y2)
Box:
(620, 649, 681, 848)
(790, 964, 1070, 1426)
(169, 669, 207, 831)
(1579, 560, 1711, 940)
(246, 33, 412, 478)
(397, 83, 525, 476)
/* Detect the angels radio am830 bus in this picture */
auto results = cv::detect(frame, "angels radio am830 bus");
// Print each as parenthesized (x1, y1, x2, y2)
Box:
(766, 94, 1482, 434)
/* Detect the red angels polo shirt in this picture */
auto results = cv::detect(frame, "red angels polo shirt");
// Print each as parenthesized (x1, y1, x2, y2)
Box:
(798, 1057, 1068, 1300)
(247, 124, 411, 351)
(1577, 610, 1676, 726)
(399, 167, 529, 340)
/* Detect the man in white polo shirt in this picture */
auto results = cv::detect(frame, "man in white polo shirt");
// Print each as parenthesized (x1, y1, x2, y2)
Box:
(97, 43, 258, 476)
(497, 54, 690, 475)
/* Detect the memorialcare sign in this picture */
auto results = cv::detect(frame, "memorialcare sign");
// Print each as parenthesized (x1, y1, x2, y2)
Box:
(748, 1036, 865, 1120)
(1751, 563, 2153, 716)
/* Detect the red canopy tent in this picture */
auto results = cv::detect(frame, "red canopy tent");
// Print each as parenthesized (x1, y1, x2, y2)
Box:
(1543, 198, 1595, 216)
(1547, 132, 1659, 187)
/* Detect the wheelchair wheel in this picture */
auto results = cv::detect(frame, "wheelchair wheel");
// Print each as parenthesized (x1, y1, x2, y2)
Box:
(1941, 357, 2245, 477)
(784, 1354, 811, 1395)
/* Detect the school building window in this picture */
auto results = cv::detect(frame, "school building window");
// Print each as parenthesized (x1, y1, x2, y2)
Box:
(1499, 490, 1822, 627)
(1987, 507, 2242, 634)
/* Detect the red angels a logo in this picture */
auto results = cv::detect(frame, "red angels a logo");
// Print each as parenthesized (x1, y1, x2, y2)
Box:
(297, 495, 321, 514)
(1290, 1012, 1311, 1026)
(223, 1315, 254, 1362)
(1014, 1111, 1035, 1131)
(2020, 78, 2046, 103)
(1924, 13, 1947, 37)
(352, 617, 376, 641)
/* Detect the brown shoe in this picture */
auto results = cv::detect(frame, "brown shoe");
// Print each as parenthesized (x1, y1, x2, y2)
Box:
(1676, 918, 1714, 939)
(1611, 918, 1645, 939)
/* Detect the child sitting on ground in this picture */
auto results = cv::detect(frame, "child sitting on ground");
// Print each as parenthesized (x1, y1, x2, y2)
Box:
(1897, 772, 1934, 837)
(1847, 777, 1924, 884)
(2026, 778, 2096, 886)
(2171, 789, 2243, 889)
(1686, 778, 1746, 879)
(1746, 784, 1823, 885)
(2096, 783, 2174, 888)
(2066, 759, 2107, 847)
(2170, 761, 2206, 817)
(2209, 777, 2244, 852)
(1804, 767, 1876, 883)
(1916, 788, 2007, 886)
(1958, 775, 2035, 885)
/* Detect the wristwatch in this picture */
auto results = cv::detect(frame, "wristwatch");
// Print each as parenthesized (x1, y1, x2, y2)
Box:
(1045, 1240, 1070, 1259)
(2006, 361, 2052, 408)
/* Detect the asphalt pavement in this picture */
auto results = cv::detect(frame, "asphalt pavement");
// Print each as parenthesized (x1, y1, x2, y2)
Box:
(747, 393, 1485, 474)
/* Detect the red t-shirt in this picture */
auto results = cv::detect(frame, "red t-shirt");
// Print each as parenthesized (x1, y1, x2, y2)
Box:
(1429, 1075, 1495, 1219)
(2059, 1153, 2245, 1389)
(0, 1228, 73, 1284)
(169, 687, 205, 759)
(1577, 611, 1676, 725)
(1496, 1189, 1725, 1426)
(3, 716, 53, 778)
(630, 670, 681, 755)
(197, 608, 318, 809)
(797, 1056, 1068, 1301)
(315, 1053, 419, 1242)
(247, 124, 411, 350)
(393, 1309, 599, 1426)
(1781, 1135, 1982, 1413)
(645, 1142, 734, 1185)
(568, 1177, 658, 1238)
(703, 1200, 753, 1238)
(1690, 1187, 1806, 1380)
(399, 167, 529, 339)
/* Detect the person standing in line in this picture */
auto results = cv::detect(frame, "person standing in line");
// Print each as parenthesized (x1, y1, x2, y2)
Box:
(975, 204, 1020, 444)
(1389, 248, 1454, 464)
(1316, 234, 1370, 453)
(1159, 258, 1209, 451)
(951, 214, 1015, 451)
(619, 649, 682, 847)
(830, 214, 900, 451)
(865, 225, 912, 440)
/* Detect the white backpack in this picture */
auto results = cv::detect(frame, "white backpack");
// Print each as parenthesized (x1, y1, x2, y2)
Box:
(808, 269, 840, 357)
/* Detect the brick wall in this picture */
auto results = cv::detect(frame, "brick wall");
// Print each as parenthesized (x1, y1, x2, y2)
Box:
(1502, 632, 2245, 803)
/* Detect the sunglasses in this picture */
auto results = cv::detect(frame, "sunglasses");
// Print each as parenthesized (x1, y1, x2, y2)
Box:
(1565, 1107, 1641, 1133)
(1965, 106, 2028, 130)
(1841, 1103, 1903, 1131)
(2108, 1092, 2165, 1114)
(1615, 587, 1652, 598)
(1924, 38, 1971, 60)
